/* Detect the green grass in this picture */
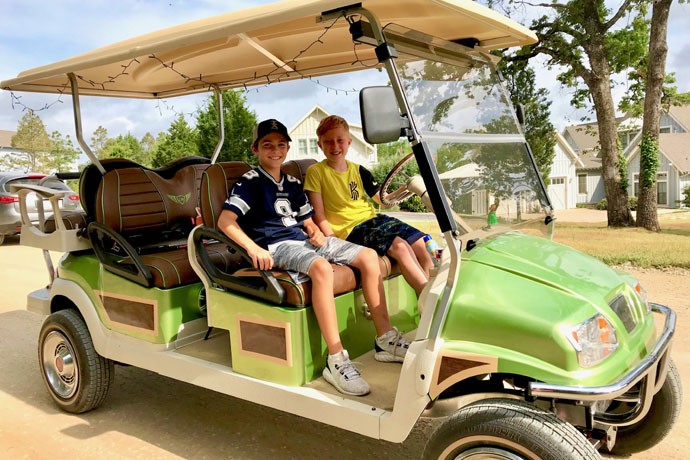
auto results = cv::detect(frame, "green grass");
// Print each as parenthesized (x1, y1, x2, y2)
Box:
(396, 211, 690, 269)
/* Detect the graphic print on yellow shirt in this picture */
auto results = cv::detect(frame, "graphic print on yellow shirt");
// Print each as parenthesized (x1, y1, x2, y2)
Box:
(304, 160, 377, 239)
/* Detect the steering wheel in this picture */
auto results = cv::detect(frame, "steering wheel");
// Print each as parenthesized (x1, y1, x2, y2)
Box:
(379, 152, 416, 208)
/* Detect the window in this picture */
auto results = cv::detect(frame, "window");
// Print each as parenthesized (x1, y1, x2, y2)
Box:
(309, 138, 319, 154)
(298, 139, 307, 155)
(657, 172, 668, 205)
(660, 126, 671, 134)
(633, 173, 639, 197)
(551, 177, 565, 185)
(578, 174, 587, 194)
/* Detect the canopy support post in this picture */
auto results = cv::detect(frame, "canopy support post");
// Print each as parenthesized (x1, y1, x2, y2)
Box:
(68, 73, 105, 174)
(210, 86, 225, 164)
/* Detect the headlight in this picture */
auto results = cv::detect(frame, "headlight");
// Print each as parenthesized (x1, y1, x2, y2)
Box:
(565, 314, 618, 367)
(633, 279, 651, 314)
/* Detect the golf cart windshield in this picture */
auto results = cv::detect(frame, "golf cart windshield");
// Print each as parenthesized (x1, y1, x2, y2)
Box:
(383, 26, 552, 237)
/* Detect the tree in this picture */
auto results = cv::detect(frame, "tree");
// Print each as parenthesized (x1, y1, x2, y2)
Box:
(497, 0, 650, 227)
(498, 55, 556, 184)
(141, 132, 157, 155)
(196, 90, 257, 163)
(45, 131, 80, 173)
(90, 125, 110, 158)
(101, 133, 151, 166)
(152, 114, 199, 167)
(634, 0, 672, 232)
(5, 111, 52, 173)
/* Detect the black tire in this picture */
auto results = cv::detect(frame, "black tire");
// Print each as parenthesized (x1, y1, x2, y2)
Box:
(423, 398, 601, 460)
(610, 359, 682, 455)
(38, 309, 114, 413)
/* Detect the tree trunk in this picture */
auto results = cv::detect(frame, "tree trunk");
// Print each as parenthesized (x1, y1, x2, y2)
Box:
(586, 45, 634, 227)
(637, 0, 672, 232)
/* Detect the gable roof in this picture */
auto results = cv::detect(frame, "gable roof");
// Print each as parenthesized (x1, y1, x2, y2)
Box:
(554, 131, 584, 168)
(0, 130, 16, 148)
(669, 105, 690, 132)
(290, 105, 372, 151)
(658, 134, 690, 174)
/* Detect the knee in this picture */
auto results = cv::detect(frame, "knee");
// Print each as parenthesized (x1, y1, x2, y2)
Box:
(387, 238, 409, 259)
(309, 258, 333, 282)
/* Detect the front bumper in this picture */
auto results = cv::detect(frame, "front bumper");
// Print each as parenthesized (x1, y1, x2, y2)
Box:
(528, 303, 675, 426)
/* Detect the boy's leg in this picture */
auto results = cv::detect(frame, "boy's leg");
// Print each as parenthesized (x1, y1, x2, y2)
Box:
(307, 258, 343, 355)
(387, 237, 428, 296)
(410, 238, 434, 276)
(349, 247, 392, 337)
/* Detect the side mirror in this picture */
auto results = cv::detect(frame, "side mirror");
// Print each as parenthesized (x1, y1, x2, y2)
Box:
(359, 86, 408, 144)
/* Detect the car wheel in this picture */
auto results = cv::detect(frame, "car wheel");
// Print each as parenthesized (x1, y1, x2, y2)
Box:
(423, 398, 601, 460)
(609, 359, 682, 455)
(38, 309, 114, 413)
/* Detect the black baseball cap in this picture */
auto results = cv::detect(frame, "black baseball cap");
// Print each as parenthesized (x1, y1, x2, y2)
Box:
(253, 119, 292, 145)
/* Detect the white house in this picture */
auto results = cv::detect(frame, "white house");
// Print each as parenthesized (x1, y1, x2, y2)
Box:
(559, 105, 690, 208)
(287, 106, 377, 167)
(547, 132, 584, 210)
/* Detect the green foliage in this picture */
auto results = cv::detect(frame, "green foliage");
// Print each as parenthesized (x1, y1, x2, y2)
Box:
(196, 90, 257, 163)
(101, 133, 151, 167)
(497, 52, 556, 182)
(639, 133, 659, 188)
(680, 187, 690, 207)
(4, 111, 52, 173)
(628, 195, 638, 211)
(90, 126, 110, 158)
(617, 148, 629, 192)
(45, 131, 79, 173)
(596, 198, 608, 210)
(152, 115, 199, 167)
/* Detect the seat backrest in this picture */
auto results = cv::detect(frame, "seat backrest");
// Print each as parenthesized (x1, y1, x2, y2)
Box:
(281, 158, 317, 183)
(95, 163, 209, 235)
(199, 162, 252, 230)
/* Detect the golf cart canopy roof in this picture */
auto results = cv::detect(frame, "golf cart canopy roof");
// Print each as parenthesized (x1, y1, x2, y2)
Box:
(1, 0, 536, 99)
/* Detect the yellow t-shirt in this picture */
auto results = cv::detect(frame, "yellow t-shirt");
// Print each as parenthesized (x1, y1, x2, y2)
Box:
(304, 160, 377, 239)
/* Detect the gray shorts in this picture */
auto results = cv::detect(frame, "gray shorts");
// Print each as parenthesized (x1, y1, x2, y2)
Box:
(269, 236, 364, 275)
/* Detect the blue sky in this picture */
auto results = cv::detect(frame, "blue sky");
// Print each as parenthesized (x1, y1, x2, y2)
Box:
(1, 0, 689, 141)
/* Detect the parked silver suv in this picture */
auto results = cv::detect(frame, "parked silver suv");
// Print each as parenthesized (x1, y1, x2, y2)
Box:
(0, 172, 81, 245)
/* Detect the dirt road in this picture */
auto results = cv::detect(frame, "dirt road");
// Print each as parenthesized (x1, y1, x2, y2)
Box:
(0, 239, 687, 459)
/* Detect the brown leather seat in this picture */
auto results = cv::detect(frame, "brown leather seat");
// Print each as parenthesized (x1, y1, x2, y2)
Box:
(90, 161, 231, 289)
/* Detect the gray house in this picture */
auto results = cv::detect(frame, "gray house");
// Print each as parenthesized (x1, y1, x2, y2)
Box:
(560, 105, 690, 208)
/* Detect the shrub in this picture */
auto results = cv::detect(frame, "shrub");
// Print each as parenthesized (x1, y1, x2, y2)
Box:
(596, 198, 607, 210)
(399, 195, 427, 213)
(628, 195, 638, 211)
(683, 186, 690, 208)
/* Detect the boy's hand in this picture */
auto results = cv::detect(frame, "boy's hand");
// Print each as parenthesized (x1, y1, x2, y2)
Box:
(248, 246, 274, 271)
(307, 225, 326, 247)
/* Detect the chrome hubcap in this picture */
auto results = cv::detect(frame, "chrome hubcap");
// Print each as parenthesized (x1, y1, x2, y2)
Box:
(42, 331, 78, 399)
(454, 448, 526, 460)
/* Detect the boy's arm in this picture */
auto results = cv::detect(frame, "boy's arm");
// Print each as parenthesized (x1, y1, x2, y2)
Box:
(306, 190, 335, 237)
(303, 217, 326, 248)
(217, 209, 274, 271)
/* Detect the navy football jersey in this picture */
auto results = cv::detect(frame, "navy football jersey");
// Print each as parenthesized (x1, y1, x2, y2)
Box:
(223, 166, 314, 249)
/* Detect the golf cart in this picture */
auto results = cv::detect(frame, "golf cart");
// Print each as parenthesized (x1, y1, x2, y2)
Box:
(1, 1, 680, 459)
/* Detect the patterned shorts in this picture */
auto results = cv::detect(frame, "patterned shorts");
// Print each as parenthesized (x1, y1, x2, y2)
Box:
(269, 236, 364, 275)
(346, 214, 425, 256)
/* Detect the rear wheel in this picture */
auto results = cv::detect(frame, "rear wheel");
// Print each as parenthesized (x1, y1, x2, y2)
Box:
(610, 359, 682, 455)
(423, 398, 601, 460)
(38, 309, 114, 413)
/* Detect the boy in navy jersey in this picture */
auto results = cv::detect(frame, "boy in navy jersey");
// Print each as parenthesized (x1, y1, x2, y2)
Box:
(217, 119, 409, 396)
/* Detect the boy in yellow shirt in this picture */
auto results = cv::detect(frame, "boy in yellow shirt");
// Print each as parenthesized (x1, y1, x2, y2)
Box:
(304, 115, 432, 296)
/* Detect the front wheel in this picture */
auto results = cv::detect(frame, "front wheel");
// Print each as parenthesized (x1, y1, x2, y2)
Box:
(423, 398, 601, 460)
(38, 309, 114, 413)
(610, 359, 682, 455)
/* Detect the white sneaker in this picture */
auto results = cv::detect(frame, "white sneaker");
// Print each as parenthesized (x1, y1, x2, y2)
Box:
(375, 327, 410, 363)
(322, 350, 370, 396)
